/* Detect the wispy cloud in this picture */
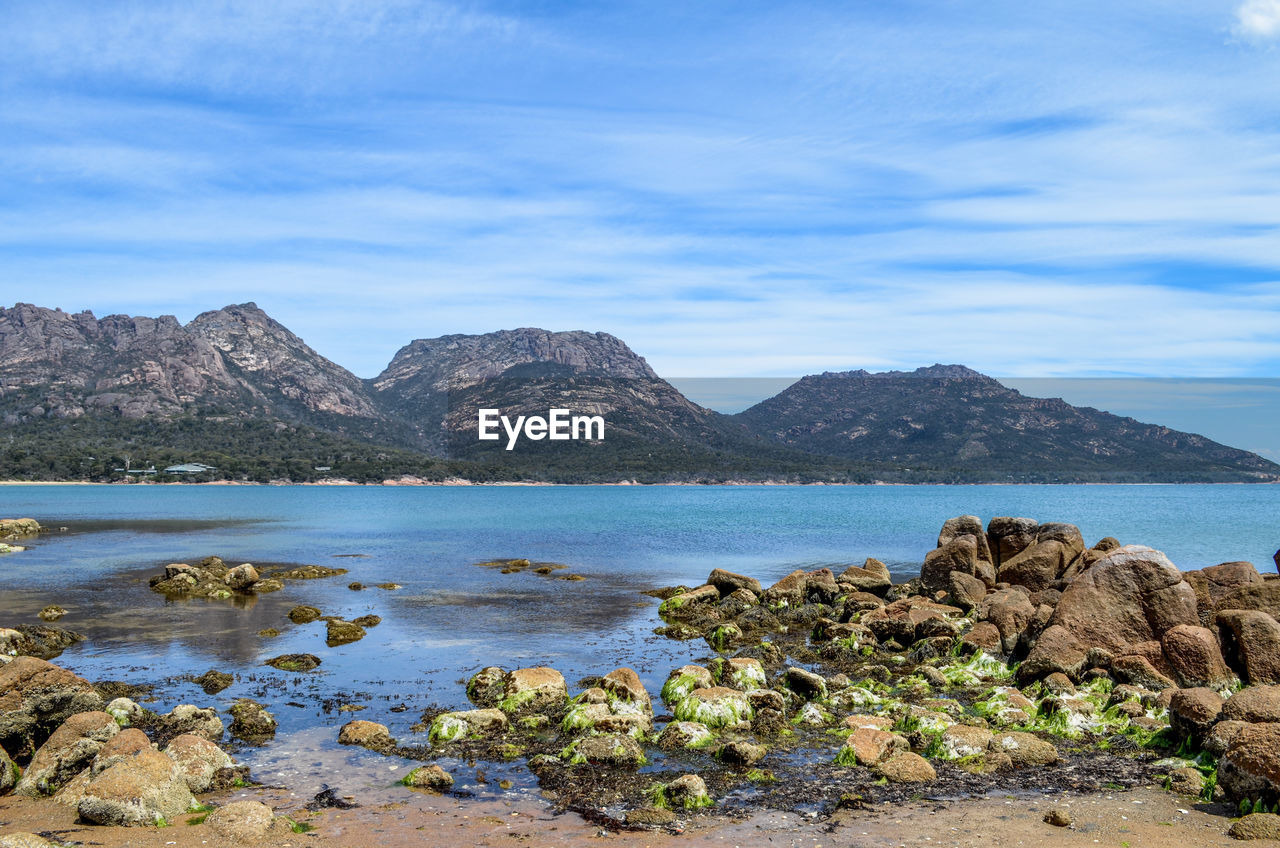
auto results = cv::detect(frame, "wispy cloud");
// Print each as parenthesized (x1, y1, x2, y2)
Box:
(1235, 0, 1280, 40)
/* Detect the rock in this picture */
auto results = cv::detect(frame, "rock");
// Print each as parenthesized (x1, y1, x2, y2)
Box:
(0, 657, 103, 759)
(1218, 610, 1280, 685)
(990, 731, 1059, 767)
(1000, 538, 1079, 593)
(36, 606, 65, 623)
(325, 619, 366, 646)
(1043, 808, 1072, 827)
(90, 728, 152, 775)
(657, 721, 713, 750)
(1220, 723, 1280, 805)
(878, 751, 936, 783)
(1169, 688, 1224, 740)
(338, 720, 393, 750)
(163, 705, 223, 742)
(1222, 686, 1280, 723)
(0, 835, 58, 848)
(762, 570, 809, 607)
(0, 519, 41, 539)
(661, 665, 714, 706)
(1019, 624, 1087, 683)
(987, 517, 1039, 567)
(352, 614, 381, 628)
(564, 733, 645, 767)
(500, 667, 568, 714)
(1217, 583, 1280, 619)
(673, 687, 754, 728)
(659, 584, 720, 616)
(428, 709, 507, 742)
(78, 747, 196, 826)
(264, 653, 321, 671)
(0, 745, 15, 794)
(922, 535, 979, 595)
(717, 740, 766, 766)
(978, 589, 1036, 654)
(707, 568, 761, 596)
(784, 667, 827, 701)
(961, 621, 1004, 654)
(224, 563, 259, 590)
(839, 558, 892, 595)
(602, 667, 651, 710)
(104, 697, 139, 727)
(1049, 546, 1198, 655)
(253, 578, 284, 593)
(1166, 766, 1205, 797)
(229, 699, 277, 742)
(466, 667, 507, 707)
(664, 773, 711, 809)
(864, 597, 962, 645)
(1162, 625, 1236, 689)
(15, 710, 119, 796)
(948, 571, 987, 611)
(939, 516, 994, 564)
(722, 657, 767, 691)
(839, 728, 907, 766)
(1111, 655, 1177, 691)
(920, 665, 948, 688)
(206, 800, 288, 841)
(1206, 720, 1249, 757)
(1230, 813, 1280, 840)
(163, 733, 233, 793)
(287, 605, 323, 624)
(940, 724, 993, 759)
(403, 764, 453, 791)
(193, 669, 234, 695)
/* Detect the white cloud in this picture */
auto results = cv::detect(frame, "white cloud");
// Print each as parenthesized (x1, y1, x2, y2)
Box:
(1235, 0, 1280, 40)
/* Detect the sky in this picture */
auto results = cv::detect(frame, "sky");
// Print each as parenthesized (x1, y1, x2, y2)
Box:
(3, 1, 1280, 385)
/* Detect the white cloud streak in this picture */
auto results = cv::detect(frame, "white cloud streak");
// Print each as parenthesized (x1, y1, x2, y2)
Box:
(1236, 0, 1280, 40)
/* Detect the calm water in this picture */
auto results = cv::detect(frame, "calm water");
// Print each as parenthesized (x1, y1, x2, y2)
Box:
(0, 483, 1276, 793)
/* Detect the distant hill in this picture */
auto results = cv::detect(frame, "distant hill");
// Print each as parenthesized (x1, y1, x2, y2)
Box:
(732, 365, 1280, 483)
(1, 303, 1276, 483)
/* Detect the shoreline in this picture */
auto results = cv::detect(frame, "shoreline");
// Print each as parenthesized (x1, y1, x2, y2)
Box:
(0, 479, 1273, 487)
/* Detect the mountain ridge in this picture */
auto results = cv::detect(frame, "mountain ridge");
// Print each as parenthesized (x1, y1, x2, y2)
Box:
(1, 302, 1276, 484)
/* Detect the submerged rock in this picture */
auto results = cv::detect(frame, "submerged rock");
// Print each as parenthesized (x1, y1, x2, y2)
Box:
(338, 720, 393, 750)
(264, 653, 321, 672)
(193, 669, 233, 695)
(229, 699, 277, 742)
(325, 619, 366, 646)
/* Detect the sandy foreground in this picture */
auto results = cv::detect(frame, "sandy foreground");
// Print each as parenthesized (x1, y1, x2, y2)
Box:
(0, 784, 1248, 848)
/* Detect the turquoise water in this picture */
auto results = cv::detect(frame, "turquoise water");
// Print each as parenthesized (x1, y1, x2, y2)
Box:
(0, 483, 1276, 784)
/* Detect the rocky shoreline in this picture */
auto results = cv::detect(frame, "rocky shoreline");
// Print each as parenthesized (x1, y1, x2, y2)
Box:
(3, 515, 1280, 845)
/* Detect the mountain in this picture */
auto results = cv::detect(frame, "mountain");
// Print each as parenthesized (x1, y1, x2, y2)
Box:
(368, 329, 762, 469)
(0, 302, 383, 428)
(733, 365, 1280, 483)
(1, 302, 1276, 483)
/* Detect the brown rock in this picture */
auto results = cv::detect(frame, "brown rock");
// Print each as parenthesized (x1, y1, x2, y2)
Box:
(1222, 686, 1280, 723)
(1169, 688, 1224, 740)
(91, 728, 152, 775)
(841, 728, 907, 766)
(403, 764, 454, 791)
(1219, 722, 1280, 805)
(15, 710, 118, 797)
(707, 568, 761, 596)
(1019, 624, 1087, 683)
(1206, 720, 1250, 757)
(922, 535, 979, 595)
(1111, 655, 1176, 691)
(990, 731, 1059, 766)
(206, 800, 289, 841)
(1043, 808, 1072, 827)
(762, 570, 809, 607)
(1049, 545, 1198, 654)
(78, 747, 196, 826)
(948, 570, 988, 611)
(999, 539, 1076, 593)
(839, 558, 892, 595)
(0, 657, 103, 759)
(602, 667, 651, 710)
(978, 588, 1036, 654)
(503, 667, 568, 714)
(1230, 813, 1280, 840)
(163, 733, 233, 793)
(1162, 624, 1236, 689)
(877, 751, 936, 783)
(1218, 610, 1280, 685)
(337, 720, 393, 750)
(987, 517, 1038, 568)
(1217, 582, 1280, 618)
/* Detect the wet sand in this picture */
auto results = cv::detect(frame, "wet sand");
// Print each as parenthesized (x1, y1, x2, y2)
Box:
(0, 784, 1244, 848)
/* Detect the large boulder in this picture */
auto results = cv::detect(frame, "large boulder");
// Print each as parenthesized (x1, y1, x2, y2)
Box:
(707, 569, 761, 596)
(1162, 624, 1237, 689)
(921, 535, 979, 595)
(998, 538, 1078, 593)
(1217, 582, 1280, 619)
(1219, 722, 1280, 806)
(762, 571, 808, 607)
(838, 728, 908, 766)
(672, 687, 753, 728)
(206, 800, 291, 841)
(563, 734, 645, 768)
(501, 667, 568, 714)
(0, 657, 103, 759)
(986, 517, 1039, 568)
(78, 747, 196, 826)
(1019, 625, 1087, 683)
(1221, 686, 1280, 724)
(977, 589, 1036, 654)
(1218, 611, 1280, 685)
(15, 710, 118, 796)
(228, 699, 277, 742)
(428, 709, 507, 743)
(863, 597, 962, 645)
(1048, 546, 1198, 655)
(838, 558, 892, 595)
(163, 733, 234, 793)
(1168, 687, 1224, 741)
(990, 731, 1059, 767)
(877, 751, 936, 783)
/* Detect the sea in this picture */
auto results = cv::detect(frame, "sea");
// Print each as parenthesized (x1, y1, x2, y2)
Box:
(0, 483, 1276, 799)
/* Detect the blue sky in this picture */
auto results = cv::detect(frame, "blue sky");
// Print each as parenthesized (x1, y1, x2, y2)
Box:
(4, 1, 1280, 383)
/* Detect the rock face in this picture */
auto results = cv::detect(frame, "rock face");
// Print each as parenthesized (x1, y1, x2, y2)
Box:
(0, 657, 103, 759)
(0, 302, 384, 425)
(1048, 546, 1198, 655)
(78, 747, 196, 826)
(1162, 625, 1236, 689)
(15, 710, 118, 796)
(1217, 611, 1280, 685)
